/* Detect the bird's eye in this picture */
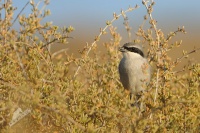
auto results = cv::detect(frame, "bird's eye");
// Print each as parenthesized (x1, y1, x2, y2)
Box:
(124, 46, 130, 50)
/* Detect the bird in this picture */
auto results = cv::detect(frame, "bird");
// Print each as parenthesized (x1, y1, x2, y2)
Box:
(118, 42, 151, 110)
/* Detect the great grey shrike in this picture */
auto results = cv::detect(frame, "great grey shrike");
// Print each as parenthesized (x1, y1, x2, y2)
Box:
(118, 42, 151, 109)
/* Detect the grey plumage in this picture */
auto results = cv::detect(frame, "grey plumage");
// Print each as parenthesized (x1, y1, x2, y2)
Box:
(118, 42, 151, 109)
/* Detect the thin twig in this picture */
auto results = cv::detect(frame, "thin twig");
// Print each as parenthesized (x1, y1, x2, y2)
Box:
(38, 1, 47, 16)
(20, 26, 47, 34)
(143, 0, 160, 106)
(40, 36, 73, 49)
(122, 14, 132, 42)
(175, 47, 200, 63)
(52, 48, 68, 58)
(8, 1, 29, 31)
(164, 27, 186, 44)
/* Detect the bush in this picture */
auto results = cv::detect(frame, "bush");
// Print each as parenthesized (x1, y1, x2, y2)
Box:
(0, 0, 199, 132)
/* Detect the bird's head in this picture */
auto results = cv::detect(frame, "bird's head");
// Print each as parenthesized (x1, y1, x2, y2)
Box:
(119, 42, 144, 57)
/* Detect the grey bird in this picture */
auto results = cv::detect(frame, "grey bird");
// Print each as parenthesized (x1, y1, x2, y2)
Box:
(118, 42, 151, 109)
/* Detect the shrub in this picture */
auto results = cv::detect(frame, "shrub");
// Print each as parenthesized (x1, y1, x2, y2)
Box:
(0, 0, 199, 132)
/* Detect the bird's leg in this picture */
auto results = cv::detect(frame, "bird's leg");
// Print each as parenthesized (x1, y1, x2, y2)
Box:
(136, 91, 146, 114)
(129, 93, 132, 100)
(130, 93, 136, 107)
(130, 92, 146, 113)
(130, 93, 140, 108)
(135, 93, 141, 109)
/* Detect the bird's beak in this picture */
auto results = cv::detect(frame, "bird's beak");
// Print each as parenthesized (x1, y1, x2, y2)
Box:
(119, 46, 125, 52)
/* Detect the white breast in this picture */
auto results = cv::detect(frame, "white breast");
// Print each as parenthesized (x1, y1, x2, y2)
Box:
(119, 52, 150, 94)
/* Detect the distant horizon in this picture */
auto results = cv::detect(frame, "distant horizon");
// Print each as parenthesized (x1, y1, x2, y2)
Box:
(12, 0, 200, 63)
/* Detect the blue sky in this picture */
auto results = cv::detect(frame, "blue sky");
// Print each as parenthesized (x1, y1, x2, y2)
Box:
(12, 1, 200, 28)
(12, 1, 200, 36)
(12, 0, 200, 61)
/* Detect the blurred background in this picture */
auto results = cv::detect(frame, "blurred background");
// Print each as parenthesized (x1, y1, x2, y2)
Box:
(12, 0, 200, 63)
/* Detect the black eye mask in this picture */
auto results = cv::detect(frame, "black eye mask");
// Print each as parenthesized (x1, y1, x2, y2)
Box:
(124, 46, 144, 57)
